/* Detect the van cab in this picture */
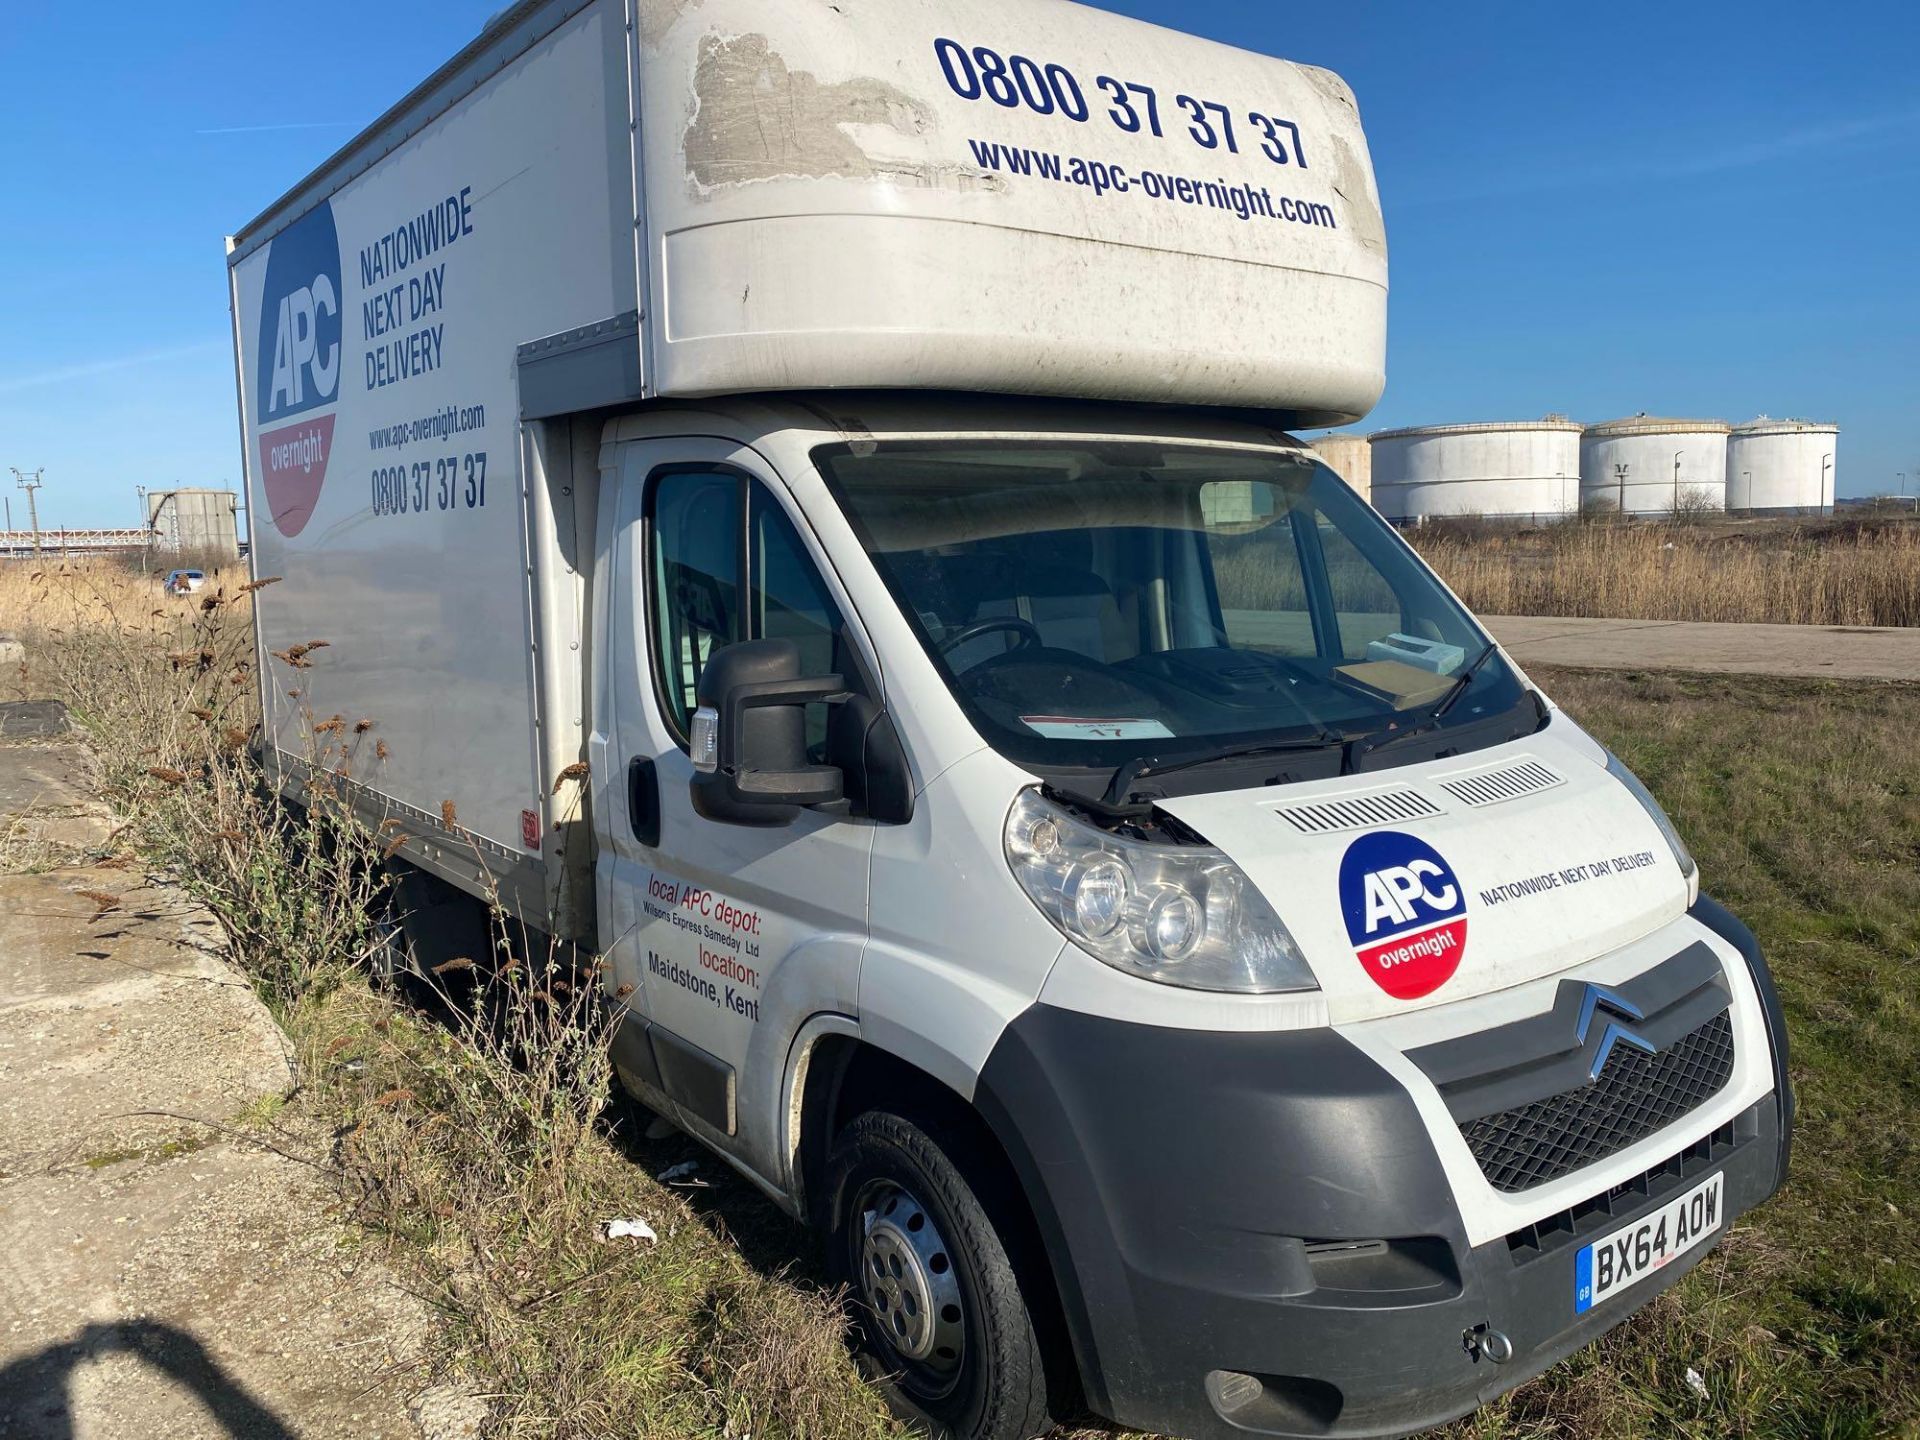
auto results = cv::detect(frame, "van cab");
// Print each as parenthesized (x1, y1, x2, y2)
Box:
(583, 393, 1791, 1439)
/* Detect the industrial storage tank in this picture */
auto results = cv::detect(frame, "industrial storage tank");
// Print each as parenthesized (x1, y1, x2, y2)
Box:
(1368, 418, 1583, 522)
(1727, 418, 1838, 515)
(147, 488, 241, 562)
(1579, 416, 1729, 516)
(1309, 432, 1373, 505)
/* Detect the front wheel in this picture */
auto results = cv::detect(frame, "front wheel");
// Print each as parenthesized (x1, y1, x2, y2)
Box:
(824, 1110, 1052, 1440)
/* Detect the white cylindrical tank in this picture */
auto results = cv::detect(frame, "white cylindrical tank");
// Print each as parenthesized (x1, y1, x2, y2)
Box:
(1579, 416, 1729, 516)
(1309, 432, 1372, 505)
(1367, 419, 1583, 522)
(1727, 418, 1839, 515)
(147, 488, 241, 561)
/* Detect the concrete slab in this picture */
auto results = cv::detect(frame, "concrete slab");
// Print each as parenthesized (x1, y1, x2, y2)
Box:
(1487, 616, 1920, 682)
(0, 1137, 425, 1440)
(0, 744, 116, 871)
(0, 743, 95, 814)
(0, 741, 433, 1438)
(0, 700, 70, 739)
(0, 869, 290, 1172)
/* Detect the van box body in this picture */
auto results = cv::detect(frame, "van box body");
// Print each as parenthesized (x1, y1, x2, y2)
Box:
(227, 0, 1387, 901)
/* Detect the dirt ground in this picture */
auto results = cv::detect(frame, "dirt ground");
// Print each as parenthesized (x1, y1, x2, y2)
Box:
(0, 708, 454, 1440)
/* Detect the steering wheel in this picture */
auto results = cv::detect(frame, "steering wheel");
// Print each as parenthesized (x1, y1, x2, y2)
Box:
(937, 616, 1044, 656)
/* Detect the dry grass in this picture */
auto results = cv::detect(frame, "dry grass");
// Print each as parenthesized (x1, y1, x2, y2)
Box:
(15, 559, 1917, 1438)
(0, 555, 249, 632)
(4, 559, 897, 1440)
(1409, 518, 1920, 628)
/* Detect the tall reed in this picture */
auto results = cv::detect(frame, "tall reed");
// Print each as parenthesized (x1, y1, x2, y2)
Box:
(1412, 520, 1920, 627)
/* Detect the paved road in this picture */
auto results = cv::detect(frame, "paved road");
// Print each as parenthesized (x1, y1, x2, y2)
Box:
(1487, 616, 1920, 682)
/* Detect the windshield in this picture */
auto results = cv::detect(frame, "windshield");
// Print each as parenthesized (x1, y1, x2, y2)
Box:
(815, 440, 1532, 780)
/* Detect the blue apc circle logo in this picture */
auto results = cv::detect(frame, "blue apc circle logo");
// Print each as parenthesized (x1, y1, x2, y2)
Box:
(1338, 830, 1468, 1000)
(253, 202, 343, 538)
(256, 202, 343, 425)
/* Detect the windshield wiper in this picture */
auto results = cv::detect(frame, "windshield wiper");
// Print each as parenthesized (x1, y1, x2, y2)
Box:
(1432, 640, 1502, 721)
(1104, 732, 1345, 807)
(1355, 641, 1504, 755)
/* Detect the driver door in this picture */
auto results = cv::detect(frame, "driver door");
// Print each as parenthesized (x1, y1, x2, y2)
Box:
(594, 437, 875, 1176)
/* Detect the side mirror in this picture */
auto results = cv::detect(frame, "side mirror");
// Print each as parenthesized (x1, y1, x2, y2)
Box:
(690, 640, 851, 825)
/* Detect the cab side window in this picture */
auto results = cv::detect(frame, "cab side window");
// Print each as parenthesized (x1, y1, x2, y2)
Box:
(751, 485, 841, 683)
(647, 468, 848, 749)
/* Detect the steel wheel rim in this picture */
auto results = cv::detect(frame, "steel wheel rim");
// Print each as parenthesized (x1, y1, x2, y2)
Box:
(853, 1178, 967, 1393)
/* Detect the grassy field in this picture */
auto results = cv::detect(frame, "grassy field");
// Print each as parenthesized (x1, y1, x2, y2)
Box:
(5, 563, 1918, 1438)
(1407, 517, 1920, 629)
(1440, 667, 1920, 1440)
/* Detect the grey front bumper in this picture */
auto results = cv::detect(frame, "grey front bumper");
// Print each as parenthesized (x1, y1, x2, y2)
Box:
(973, 896, 1791, 1439)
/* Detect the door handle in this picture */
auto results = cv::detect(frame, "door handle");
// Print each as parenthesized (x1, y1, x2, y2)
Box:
(628, 757, 660, 847)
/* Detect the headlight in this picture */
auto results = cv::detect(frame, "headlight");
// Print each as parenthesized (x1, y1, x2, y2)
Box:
(1606, 752, 1697, 880)
(1004, 788, 1318, 994)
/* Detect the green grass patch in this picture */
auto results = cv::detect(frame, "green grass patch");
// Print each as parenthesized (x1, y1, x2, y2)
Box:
(1445, 669, 1920, 1438)
(81, 1135, 213, 1170)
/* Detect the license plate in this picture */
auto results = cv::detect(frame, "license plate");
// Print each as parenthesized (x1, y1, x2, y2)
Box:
(1575, 1173, 1723, 1314)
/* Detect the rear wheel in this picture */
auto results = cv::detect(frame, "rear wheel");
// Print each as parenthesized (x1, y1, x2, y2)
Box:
(825, 1110, 1052, 1440)
(370, 866, 489, 1004)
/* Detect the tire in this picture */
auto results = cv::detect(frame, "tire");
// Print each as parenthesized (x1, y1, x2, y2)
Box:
(824, 1109, 1052, 1440)
(371, 867, 490, 1003)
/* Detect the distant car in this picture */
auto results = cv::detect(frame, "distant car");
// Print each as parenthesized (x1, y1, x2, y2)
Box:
(164, 569, 205, 597)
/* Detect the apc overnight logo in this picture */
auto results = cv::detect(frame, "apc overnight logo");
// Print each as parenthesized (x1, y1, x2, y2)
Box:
(1338, 830, 1467, 1000)
(254, 202, 343, 538)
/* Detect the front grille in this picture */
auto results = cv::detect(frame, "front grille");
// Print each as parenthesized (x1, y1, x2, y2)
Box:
(1506, 1119, 1740, 1259)
(1462, 1010, 1736, 1193)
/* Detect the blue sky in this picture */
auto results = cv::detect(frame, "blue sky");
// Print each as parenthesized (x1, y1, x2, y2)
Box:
(1, 2, 1916, 527)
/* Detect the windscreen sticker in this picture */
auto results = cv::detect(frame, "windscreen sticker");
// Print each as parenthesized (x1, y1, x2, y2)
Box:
(1020, 716, 1174, 741)
(1339, 831, 1468, 1000)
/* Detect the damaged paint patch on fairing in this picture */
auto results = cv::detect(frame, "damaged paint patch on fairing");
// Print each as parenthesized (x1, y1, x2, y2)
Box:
(638, 0, 706, 52)
(1295, 65, 1385, 258)
(1299, 63, 1361, 116)
(1328, 133, 1387, 258)
(684, 32, 933, 190)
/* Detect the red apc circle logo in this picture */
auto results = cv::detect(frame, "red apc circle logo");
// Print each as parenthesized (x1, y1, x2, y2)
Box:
(1338, 830, 1468, 1000)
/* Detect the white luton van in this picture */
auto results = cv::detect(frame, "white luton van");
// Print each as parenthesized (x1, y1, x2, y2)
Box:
(227, 1, 1792, 1435)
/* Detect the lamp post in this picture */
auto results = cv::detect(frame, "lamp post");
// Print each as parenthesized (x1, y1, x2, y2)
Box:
(1672, 450, 1685, 517)
(9, 469, 43, 554)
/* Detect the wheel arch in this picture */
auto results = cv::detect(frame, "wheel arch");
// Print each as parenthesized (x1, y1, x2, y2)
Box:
(786, 1026, 1090, 1418)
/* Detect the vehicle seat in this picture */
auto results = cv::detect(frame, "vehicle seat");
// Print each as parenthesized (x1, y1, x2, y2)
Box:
(921, 552, 1135, 669)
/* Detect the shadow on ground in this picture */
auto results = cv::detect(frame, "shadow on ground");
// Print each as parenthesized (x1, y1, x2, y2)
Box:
(0, 1320, 296, 1440)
